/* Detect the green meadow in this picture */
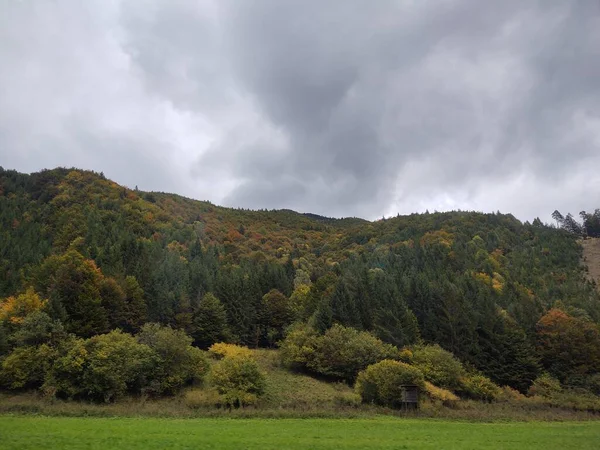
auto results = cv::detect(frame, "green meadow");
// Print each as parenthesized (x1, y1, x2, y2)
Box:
(1, 416, 599, 450)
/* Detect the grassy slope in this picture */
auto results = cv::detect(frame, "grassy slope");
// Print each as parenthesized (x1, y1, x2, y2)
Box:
(1, 416, 599, 450)
(244, 349, 358, 409)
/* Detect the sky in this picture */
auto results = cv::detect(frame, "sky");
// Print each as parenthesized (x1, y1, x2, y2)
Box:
(1, 0, 599, 222)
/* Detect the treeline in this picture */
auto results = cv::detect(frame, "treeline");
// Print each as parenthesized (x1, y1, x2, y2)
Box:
(552, 209, 600, 238)
(1, 167, 600, 399)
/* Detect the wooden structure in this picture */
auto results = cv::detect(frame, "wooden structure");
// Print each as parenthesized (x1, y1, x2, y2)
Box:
(400, 385, 419, 409)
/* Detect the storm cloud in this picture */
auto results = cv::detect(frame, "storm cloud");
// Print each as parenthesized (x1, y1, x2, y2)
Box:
(1, 0, 599, 221)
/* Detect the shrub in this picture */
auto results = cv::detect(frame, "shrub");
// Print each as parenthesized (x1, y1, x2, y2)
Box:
(209, 355, 266, 408)
(44, 338, 88, 398)
(459, 374, 501, 402)
(528, 373, 562, 398)
(137, 323, 208, 394)
(0, 345, 55, 389)
(355, 359, 425, 408)
(279, 323, 319, 369)
(281, 324, 399, 382)
(497, 385, 527, 403)
(423, 381, 459, 403)
(411, 344, 465, 390)
(46, 330, 157, 402)
(208, 342, 253, 360)
(184, 388, 222, 409)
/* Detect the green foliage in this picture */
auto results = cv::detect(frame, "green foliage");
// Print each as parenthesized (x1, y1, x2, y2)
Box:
(355, 359, 425, 408)
(261, 289, 295, 346)
(411, 344, 466, 390)
(34, 249, 109, 337)
(280, 324, 399, 382)
(0, 345, 54, 390)
(475, 311, 540, 393)
(46, 330, 157, 402)
(1, 167, 600, 405)
(9, 311, 65, 347)
(137, 323, 208, 394)
(191, 293, 231, 349)
(528, 373, 563, 398)
(209, 355, 267, 408)
(536, 308, 600, 384)
(459, 374, 501, 402)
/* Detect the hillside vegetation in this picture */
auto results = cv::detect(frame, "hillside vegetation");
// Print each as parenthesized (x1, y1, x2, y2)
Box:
(1, 167, 600, 410)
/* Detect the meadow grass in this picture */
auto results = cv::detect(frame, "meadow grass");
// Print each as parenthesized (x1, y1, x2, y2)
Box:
(1, 415, 599, 449)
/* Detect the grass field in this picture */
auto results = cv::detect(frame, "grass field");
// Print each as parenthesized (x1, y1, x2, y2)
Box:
(1, 416, 599, 449)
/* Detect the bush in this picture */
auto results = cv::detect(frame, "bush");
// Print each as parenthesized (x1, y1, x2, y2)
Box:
(44, 338, 88, 398)
(355, 359, 425, 408)
(528, 373, 562, 398)
(46, 330, 157, 402)
(0, 345, 54, 389)
(279, 323, 319, 369)
(184, 388, 222, 409)
(281, 324, 399, 382)
(208, 342, 253, 360)
(411, 344, 465, 390)
(423, 381, 459, 404)
(137, 323, 208, 394)
(209, 355, 266, 408)
(459, 374, 501, 402)
(496, 385, 527, 403)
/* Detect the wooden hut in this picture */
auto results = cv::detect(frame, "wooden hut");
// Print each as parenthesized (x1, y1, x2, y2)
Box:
(400, 385, 419, 409)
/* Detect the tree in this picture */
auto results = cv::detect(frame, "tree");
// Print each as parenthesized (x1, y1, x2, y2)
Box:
(261, 289, 295, 346)
(0, 287, 47, 325)
(209, 354, 266, 408)
(123, 276, 147, 332)
(9, 311, 65, 347)
(137, 323, 208, 394)
(552, 210, 564, 228)
(475, 312, 540, 393)
(536, 308, 600, 383)
(191, 293, 232, 349)
(99, 277, 127, 330)
(280, 324, 399, 382)
(34, 249, 108, 337)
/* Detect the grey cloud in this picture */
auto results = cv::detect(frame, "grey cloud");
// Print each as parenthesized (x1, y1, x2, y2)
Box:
(1, 0, 598, 221)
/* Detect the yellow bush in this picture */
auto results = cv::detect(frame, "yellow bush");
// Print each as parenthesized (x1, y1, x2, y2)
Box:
(208, 343, 252, 360)
(398, 349, 413, 363)
(497, 385, 527, 403)
(423, 381, 459, 403)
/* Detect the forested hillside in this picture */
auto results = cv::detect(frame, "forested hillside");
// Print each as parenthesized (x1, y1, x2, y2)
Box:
(1, 167, 600, 397)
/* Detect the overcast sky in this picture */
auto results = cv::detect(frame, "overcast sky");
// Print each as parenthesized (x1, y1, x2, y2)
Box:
(1, 1, 599, 222)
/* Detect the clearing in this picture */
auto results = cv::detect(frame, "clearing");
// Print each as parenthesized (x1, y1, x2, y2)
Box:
(581, 237, 600, 288)
(1, 416, 599, 449)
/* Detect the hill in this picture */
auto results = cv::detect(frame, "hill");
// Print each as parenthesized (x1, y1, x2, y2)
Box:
(1, 166, 600, 396)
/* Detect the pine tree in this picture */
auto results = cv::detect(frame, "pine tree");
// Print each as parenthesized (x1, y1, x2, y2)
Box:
(191, 293, 232, 349)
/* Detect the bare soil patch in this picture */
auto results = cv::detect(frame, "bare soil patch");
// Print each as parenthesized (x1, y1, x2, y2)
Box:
(581, 238, 600, 288)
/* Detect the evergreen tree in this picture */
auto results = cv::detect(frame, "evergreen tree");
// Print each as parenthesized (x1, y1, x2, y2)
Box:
(191, 293, 232, 349)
